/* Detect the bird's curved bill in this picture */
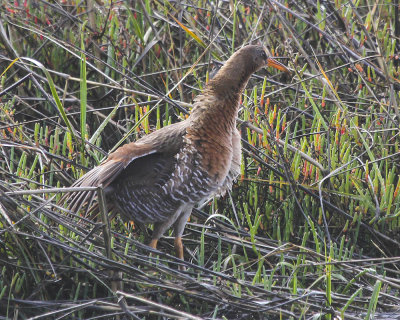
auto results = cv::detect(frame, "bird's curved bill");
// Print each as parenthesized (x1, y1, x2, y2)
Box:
(266, 58, 290, 73)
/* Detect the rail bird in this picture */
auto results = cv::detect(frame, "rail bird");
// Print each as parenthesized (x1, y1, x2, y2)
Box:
(66, 45, 288, 261)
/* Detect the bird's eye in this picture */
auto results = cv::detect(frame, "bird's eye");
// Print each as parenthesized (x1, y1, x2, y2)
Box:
(262, 51, 268, 60)
(255, 49, 268, 64)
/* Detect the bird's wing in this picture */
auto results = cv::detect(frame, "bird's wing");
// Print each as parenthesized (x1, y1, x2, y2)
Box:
(62, 121, 187, 213)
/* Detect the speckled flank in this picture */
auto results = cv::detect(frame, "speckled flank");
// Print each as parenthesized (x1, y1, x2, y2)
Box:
(112, 137, 213, 224)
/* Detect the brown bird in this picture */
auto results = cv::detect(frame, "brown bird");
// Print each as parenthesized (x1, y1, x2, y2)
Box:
(66, 45, 288, 261)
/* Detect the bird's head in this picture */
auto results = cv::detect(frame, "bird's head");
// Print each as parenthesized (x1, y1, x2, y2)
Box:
(248, 45, 289, 73)
(209, 45, 289, 97)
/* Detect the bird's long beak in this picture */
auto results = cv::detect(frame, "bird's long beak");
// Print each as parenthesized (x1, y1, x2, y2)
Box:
(266, 58, 290, 73)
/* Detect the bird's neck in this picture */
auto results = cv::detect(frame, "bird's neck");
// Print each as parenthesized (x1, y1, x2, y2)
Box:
(189, 88, 240, 137)
(188, 62, 254, 133)
(209, 62, 252, 98)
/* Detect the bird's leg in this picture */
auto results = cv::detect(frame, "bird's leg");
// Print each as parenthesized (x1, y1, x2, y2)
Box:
(174, 237, 184, 260)
(173, 205, 193, 270)
(149, 222, 167, 251)
(149, 238, 158, 249)
(174, 237, 185, 271)
(148, 228, 160, 260)
(148, 222, 171, 259)
(148, 239, 158, 263)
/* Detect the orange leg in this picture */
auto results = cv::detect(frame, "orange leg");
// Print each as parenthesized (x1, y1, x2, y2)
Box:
(174, 237, 186, 271)
(149, 238, 158, 249)
(174, 237, 184, 260)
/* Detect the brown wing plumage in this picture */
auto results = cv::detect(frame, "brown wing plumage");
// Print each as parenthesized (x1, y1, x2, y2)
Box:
(65, 122, 184, 214)
(65, 143, 156, 213)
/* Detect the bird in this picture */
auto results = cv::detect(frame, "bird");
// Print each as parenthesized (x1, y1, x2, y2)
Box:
(65, 45, 289, 262)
